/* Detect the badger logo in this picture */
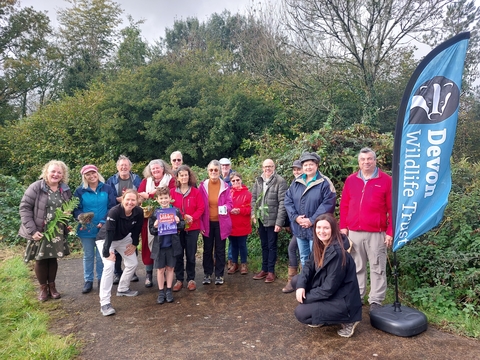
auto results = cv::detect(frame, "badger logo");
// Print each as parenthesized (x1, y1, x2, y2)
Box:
(408, 76, 460, 124)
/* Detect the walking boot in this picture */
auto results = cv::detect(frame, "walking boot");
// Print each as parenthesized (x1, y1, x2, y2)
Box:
(38, 284, 49, 302)
(157, 289, 165, 304)
(145, 271, 153, 288)
(282, 266, 298, 293)
(48, 282, 61, 299)
(240, 263, 248, 275)
(227, 263, 239, 274)
(227, 259, 233, 270)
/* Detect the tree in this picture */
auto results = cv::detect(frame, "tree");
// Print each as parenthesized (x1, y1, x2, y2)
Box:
(113, 16, 148, 70)
(254, 0, 451, 129)
(0, 1, 56, 121)
(57, 0, 123, 94)
(424, 0, 480, 93)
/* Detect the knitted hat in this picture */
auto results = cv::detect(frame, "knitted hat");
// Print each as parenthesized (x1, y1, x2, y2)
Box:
(81, 164, 98, 175)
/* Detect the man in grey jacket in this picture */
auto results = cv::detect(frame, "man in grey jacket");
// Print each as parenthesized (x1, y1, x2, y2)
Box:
(251, 159, 288, 283)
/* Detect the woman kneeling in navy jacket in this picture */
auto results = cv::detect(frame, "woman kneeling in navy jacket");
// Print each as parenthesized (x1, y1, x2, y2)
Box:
(292, 213, 362, 338)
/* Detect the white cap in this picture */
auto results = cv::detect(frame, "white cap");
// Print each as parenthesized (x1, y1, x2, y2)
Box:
(219, 158, 231, 165)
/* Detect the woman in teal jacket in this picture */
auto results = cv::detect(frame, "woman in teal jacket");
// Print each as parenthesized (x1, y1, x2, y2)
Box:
(74, 165, 116, 294)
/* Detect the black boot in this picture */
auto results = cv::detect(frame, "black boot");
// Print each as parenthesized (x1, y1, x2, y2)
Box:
(157, 289, 165, 304)
(166, 288, 174, 303)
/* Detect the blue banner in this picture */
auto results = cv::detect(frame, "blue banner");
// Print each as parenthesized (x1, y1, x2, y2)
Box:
(392, 33, 470, 252)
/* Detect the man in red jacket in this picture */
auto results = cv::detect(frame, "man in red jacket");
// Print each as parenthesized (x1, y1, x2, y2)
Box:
(339, 147, 393, 313)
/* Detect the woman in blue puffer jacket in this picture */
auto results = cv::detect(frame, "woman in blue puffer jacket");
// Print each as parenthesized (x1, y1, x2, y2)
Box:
(74, 165, 116, 294)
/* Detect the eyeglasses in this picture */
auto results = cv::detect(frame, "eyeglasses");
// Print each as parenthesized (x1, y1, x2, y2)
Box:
(172, 159, 182, 162)
(208, 168, 219, 173)
(231, 179, 241, 183)
(263, 165, 274, 169)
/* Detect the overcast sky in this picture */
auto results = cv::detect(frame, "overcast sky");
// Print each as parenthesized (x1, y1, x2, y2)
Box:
(20, 0, 254, 43)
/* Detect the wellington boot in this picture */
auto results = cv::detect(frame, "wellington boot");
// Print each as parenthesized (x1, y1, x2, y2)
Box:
(38, 284, 49, 302)
(48, 282, 61, 299)
(282, 266, 298, 293)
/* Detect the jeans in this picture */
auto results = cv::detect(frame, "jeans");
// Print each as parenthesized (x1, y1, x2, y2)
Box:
(202, 221, 226, 277)
(80, 237, 103, 282)
(96, 235, 138, 306)
(227, 241, 233, 261)
(288, 236, 299, 268)
(229, 235, 248, 264)
(174, 229, 200, 282)
(258, 222, 278, 273)
(296, 237, 313, 267)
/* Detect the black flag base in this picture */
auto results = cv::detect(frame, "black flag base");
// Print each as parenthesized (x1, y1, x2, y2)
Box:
(370, 303, 428, 337)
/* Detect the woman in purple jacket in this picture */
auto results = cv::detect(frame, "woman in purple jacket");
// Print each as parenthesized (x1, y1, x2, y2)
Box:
(199, 160, 233, 286)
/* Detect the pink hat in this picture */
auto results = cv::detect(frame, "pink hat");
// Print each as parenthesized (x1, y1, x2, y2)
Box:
(81, 164, 98, 175)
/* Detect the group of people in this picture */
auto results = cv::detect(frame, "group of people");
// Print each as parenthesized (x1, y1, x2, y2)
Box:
(19, 147, 392, 338)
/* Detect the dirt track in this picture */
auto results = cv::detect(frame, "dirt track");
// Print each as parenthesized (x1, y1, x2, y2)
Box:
(48, 256, 480, 360)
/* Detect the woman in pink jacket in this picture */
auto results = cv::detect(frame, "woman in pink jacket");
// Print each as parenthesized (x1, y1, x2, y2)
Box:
(227, 172, 252, 275)
(199, 160, 232, 286)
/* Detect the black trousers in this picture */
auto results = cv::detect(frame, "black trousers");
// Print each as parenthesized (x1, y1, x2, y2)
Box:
(202, 221, 226, 277)
(174, 229, 200, 282)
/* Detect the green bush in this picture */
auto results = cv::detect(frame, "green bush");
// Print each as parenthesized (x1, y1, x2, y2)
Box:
(0, 174, 25, 245)
(397, 160, 480, 319)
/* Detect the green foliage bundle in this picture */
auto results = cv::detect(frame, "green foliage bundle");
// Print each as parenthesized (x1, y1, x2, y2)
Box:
(397, 159, 480, 325)
(43, 197, 80, 242)
(0, 174, 25, 245)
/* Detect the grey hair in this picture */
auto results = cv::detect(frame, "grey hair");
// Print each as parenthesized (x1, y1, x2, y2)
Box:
(170, 151, 183, 161)
(143, 159, 172, 178)
(207, 159, 221, 170)
(358, 147, 376, 160)
(116, 154, 132, 168)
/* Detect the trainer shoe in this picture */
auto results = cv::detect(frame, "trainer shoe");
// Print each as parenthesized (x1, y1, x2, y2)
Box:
(202, 275, 211, 285)
(215, 276, 224, 285)
(166, 288, 174, 303)
(112, 274, 120, 285)
(157, 289, 165, 304)
(131, 273, 139, 282)
(369, 302, 382, 313)
(116, 289, 139, 297)
(100, 303, 116, 316)
(308, 323, 324, 328)
(82, 281, 93, 294)
(337, 321, 360, 338)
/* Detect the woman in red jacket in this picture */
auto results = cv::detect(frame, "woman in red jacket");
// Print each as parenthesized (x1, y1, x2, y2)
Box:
(137, 159, 175, 287)
(227, 172, 252, 275)
(170, 165, 205, 291)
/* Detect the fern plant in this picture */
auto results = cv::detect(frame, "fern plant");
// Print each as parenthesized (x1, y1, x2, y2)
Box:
(253, 192, 268, 229)
(43, 196, 80, 242)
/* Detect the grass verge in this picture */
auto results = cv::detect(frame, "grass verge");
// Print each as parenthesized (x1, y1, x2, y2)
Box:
(0, 245, 79, 359)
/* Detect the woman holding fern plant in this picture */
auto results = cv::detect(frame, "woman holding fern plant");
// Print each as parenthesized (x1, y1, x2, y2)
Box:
(19, 160, 74, 302)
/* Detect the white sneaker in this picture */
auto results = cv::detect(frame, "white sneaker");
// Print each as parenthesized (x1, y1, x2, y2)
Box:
(100, 303, 116, 316)
(116, 289, 139, 297)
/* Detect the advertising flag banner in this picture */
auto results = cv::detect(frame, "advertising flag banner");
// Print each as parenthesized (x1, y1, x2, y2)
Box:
(392, 32, 470, 252)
